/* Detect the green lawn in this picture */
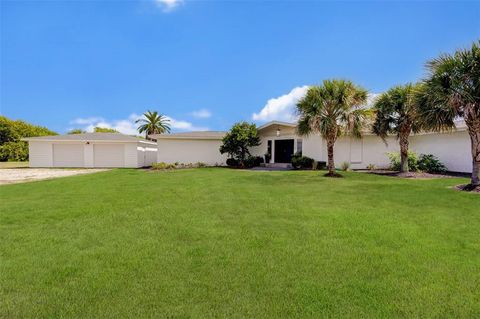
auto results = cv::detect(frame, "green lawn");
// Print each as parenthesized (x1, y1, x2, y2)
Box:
(1, 168, 479, 318)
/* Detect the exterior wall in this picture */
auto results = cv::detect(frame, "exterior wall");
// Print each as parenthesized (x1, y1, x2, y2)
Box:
(282, 131, 470, 172)
(411, 130, 470, 173)
(322, 135, 399, 170)
(251, 126, 301, 163)
(137, 143, 158, 167)
(28, 141, 157, 168)
(124, 143, 139, 168)
(144, 146, 157, 166)
(84, 143, 94, 168)
(29, 141, 53, 167)
(157, 139, 227, 166)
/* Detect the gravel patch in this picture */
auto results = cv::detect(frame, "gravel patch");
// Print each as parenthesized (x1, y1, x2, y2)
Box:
(0, 168, 108, 185)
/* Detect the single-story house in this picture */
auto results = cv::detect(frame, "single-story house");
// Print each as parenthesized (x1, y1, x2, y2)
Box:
(23, 133, 157, 168)
(152, 120, 472, 173)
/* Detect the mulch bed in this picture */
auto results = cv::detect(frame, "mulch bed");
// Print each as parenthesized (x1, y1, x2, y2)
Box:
(361, 169, 455, 179)
(454, 184, 480, 193)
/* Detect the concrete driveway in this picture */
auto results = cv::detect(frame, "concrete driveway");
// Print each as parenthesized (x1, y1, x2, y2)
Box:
(0, 168, 108, 185)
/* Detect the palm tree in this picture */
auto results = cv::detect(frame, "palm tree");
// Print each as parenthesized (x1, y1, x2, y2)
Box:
(136, 111, 171, 139)
(418, 41, 480, 189)
(372, 83, 421, 173)
(296, 79, 369, 177)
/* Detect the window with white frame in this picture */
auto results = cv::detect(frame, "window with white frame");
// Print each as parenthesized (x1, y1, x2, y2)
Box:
(296, 139, 303, 155)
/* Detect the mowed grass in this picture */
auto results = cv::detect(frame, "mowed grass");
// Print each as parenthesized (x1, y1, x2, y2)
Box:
(0, 168, 479, 318)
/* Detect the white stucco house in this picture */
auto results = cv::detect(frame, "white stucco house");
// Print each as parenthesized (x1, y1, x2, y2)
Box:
(23, 133, 157, 168)
(152, 120, 472, 173)
(23, 120, 471, 172)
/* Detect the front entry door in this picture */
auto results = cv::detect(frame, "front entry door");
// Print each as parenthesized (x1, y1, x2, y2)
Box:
(274, 139, 294, 163)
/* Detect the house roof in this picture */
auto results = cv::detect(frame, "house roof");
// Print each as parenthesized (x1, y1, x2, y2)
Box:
(22, 133, 157, 144)
(150, 131, 226, 140)
(257, 121, 296, 131)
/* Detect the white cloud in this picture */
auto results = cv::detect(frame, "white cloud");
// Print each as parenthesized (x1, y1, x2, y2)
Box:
(252, 85, 309, 123)
(366, 92, 381, 108)
(69, 113, 208, 135)
(154, 0, 183, 12)
(189, 108, 211, 119)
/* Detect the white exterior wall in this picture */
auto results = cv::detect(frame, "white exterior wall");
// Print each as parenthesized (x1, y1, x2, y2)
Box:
(29, 141, 53, 167)
(411, 130, 470, 173)
(84, 143, 94, 168)
(318, 135, 399, 170)
(137, 143, 158, 167)
(124, 143, 139, 168)
(28, 141, 157, 168)
(157, 139, 227, 166)
(297, 132, 470, 172)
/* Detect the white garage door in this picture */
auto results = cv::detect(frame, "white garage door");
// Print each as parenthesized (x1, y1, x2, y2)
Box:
(94, 144, 125, 167)
(53, 144, 85, 167)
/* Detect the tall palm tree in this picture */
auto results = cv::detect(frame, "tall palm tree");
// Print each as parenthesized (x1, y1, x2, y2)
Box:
(372, 83, 421, 173)
(418, 41, 480, 189)
(296, 79, 369, 177)
(136, 111, 171, 139)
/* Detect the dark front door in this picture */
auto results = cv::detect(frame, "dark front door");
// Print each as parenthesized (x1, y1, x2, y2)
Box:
(274, 139, 294, 163)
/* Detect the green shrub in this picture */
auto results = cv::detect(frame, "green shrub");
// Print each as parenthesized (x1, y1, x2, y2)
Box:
(291, 153, 314, 169)
(340, 161, 351, 171)
(313, 161, 327, 170)
(226, 158, 239, 167)
(243, 156, 263, 168)
(0, 141, 29, 161)
(387, 151, 418, 171)
(418, 154, 447, 174)
(152, 162, 176, 170)
(0, 116, 57, 162)
(195, 162, 207, 168)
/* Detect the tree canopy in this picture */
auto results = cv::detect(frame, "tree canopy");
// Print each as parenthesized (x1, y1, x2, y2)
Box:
(0, 116, 57, 161)
(219, 121, 260, 163)
(94, 127, 119, 133)
(136, 111, 171, 139)
(372, 83, 422, 172)
(418, 40, 480, 187)
(296, 79, 369, 176)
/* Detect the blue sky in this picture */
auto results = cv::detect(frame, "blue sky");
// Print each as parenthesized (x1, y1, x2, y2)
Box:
(1, 0, 479, 134)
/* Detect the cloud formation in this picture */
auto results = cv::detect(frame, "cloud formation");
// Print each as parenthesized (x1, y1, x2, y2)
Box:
(252, 86, 309, 123)
(69, 113, 208, 135)
(252, 87, 381, 123)
(189, 108, 212, 119)
(154, 0, 183, 12)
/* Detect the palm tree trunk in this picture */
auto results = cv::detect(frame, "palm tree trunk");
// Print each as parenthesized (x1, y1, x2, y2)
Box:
(399, 133, 409, 173)
(467, 122, 480, 187)
(327, 138, 335, 175)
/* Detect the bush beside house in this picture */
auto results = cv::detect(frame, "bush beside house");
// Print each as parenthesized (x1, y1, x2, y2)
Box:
(220, 121, 261, 168)
(388, 151, 447, 174)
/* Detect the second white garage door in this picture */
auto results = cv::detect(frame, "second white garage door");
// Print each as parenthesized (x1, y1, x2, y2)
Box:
(53, 144, 84, 167)
(94, 144, 125, 167)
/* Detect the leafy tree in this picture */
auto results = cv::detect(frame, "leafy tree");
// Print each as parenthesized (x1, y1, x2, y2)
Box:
(372, 83, 421, 172)
(220, 121, 260, 165)
(296, 79, 369, 176)
(418, 41, 480, 188)
(94, 127, 119, 133)
(0, 116, 57, 161)
(136, 111, 171, 139)
(68, 128, 86, 134)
